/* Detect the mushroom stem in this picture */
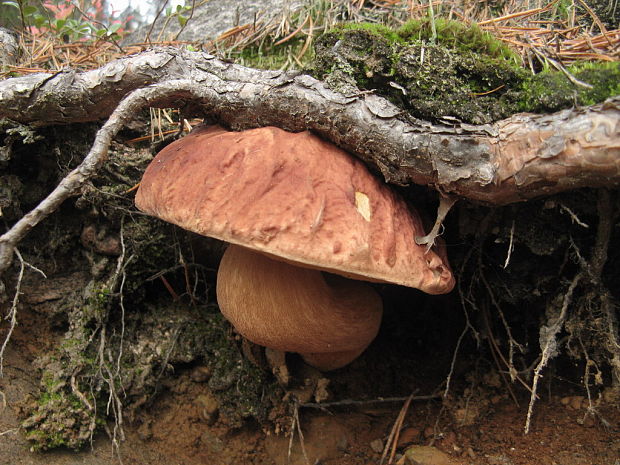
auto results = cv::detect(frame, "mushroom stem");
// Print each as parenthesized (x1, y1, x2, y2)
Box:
(216, 245, 383, 371)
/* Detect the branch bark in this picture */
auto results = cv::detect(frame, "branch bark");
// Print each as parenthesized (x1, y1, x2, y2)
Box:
(1, 46, 619, 205)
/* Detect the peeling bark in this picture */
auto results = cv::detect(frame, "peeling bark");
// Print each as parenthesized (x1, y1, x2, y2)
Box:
(0, 47, 618, 205)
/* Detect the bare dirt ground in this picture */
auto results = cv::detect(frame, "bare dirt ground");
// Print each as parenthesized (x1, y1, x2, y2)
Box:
(2, 304, 618, 465)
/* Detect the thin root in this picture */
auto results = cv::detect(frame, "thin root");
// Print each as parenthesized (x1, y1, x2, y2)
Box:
(415, 195, 458, 252)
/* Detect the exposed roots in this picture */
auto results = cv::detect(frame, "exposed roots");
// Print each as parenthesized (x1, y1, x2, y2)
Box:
(453, 190, 619, 434)
(0, 248, 46, 376)
(523, 189, 618, 433)
(525, 271, 582, 434)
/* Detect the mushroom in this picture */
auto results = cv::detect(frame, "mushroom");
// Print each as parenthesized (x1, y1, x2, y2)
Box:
(135, 125, 455, 371)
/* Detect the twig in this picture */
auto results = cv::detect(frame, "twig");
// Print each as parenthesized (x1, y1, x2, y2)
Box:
(159, 275, 179, 300)
(477, 2, 557, 25)
(70, 1, 125, 53)
(145, 0, 169, 44)
(573, 0, 612, 46)
(380, 393, 414, 465)
(300, 393, 440, 410)
(145, 263, 215, 281)
(173, 0, 196, 41)
(526, 38, 594, 89)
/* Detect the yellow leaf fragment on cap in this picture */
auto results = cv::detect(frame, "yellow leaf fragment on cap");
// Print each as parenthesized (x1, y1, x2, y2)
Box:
(355, 191, 371, 222)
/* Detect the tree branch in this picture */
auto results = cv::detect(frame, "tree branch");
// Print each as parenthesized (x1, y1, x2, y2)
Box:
(0, 47, 618, 206)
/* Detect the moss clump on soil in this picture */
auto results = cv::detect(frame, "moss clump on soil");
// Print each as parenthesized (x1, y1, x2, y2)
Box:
(22, 283, 111, 451)
(520, 61, 620, 112)
(23, 284, 279, 450)
(310, 18, 620, 124)
(118, 303, 280, 428)
(396, 18, 518, 61)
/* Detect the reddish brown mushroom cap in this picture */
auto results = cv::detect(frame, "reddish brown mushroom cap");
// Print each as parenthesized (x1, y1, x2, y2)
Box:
(135, 125, 455, 294)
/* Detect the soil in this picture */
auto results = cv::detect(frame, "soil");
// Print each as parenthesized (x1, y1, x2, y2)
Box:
(1, 300, 618, 465)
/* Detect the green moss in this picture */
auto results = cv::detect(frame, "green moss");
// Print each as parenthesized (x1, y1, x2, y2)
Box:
(520, 61, 620, 112)
(397, 18, 518, 62)
(336, 21, 403, 44)
(25, 430, 69, 451)
(311, 23, 526, 123)
(21, 281, 113, 451)
(25, 373, 94, 451)
(311, 20, 619, 124)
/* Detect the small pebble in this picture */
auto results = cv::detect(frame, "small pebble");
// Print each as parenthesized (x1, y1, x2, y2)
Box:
(397, 427, 420, 447)
(404, 445, 454, 465)
(190, 365, 212, 383)
(370, 438, 384, 454)
(570, 396, 584, 410)
(196, 392, 219, 425)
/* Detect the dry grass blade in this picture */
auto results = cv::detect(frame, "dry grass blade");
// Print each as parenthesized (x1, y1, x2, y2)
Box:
(296, 15, 314, 62)
(478, 1, 558, 26)
(274, 14, 310, 46)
